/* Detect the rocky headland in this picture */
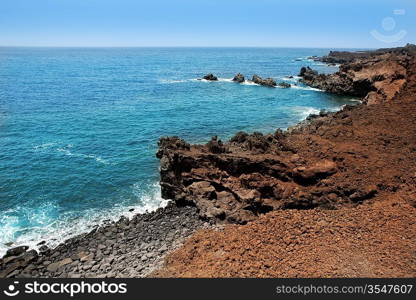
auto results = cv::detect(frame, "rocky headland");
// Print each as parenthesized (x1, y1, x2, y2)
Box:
(301, 43, 416, 104)
(311, 43, 416, 64)
(2, 45, 415, 278)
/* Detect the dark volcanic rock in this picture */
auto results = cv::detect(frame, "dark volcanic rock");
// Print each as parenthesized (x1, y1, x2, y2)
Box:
(299, 66, 318, 80)
(157, 128, 347, 224)
(203, 73, 218, 81)
(252, 75, 277, 87)
(4, 246, 29, 258)
(232, 73, 245, 83)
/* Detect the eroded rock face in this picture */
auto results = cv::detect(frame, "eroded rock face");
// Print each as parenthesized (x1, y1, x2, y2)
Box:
(157, 94, 416, 224)
(156, 123, 367, 224)
(299, 45, 416, 104)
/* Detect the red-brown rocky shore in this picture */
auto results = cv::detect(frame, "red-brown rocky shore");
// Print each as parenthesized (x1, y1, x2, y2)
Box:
(153, 45, 416, 277)
(2, 45, 415, 278)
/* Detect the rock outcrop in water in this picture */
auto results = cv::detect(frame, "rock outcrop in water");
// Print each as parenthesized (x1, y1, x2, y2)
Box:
(252, 75, 277, 87)
(232, 73, 245, 83)
(202, 73, 218, 81)
(299, 45, 416, 104)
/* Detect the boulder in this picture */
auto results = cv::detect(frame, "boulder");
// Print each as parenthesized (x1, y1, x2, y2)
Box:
(232, 73, 245, 83)
(4, 246, 29, 258)
(0, 250, 38, 278)
(299, 67, 318, 81)
(293, 160, 338, 183)
(46, 258, 73, 273)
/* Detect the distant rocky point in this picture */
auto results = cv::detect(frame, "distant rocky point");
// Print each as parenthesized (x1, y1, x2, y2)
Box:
(299, 44, 416, 104)
(312, 43, 416, 64)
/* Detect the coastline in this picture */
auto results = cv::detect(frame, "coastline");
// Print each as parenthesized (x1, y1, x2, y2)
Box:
(0, 202, 212, 278)
(152, 45, 416, 276)
(153, 99, 416, 277)
(1, 45, 415, 278)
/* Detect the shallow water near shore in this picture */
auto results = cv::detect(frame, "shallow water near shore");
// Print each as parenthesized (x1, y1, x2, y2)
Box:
(0, 47, 358, 255)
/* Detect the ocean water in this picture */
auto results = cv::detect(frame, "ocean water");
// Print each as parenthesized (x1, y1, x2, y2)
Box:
(0, 47, 358, 254)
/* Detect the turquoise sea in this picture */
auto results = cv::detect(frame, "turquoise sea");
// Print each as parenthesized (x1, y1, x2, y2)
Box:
(0, 47, 359, 254)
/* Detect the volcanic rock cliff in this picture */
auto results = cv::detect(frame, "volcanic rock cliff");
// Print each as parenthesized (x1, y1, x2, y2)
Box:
(156, 46, 416, 225)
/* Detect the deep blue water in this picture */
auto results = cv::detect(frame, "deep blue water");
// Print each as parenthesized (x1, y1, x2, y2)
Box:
(0, 47, 358, 254)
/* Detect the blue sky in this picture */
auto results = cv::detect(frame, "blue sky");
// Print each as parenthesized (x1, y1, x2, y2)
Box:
(0, 0, 415, 48)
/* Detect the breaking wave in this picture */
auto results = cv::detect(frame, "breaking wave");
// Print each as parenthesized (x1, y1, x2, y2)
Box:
(0, 183, 169, 256)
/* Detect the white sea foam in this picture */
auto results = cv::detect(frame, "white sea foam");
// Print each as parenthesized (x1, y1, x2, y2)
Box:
(159, 79, 189, 84)
(0, 183, 169, 256)
(217, 78, 233, 82)
(281, 76, 301, 82)
(57, 147, 110, 165)
(290, 85, 324, 92)
(54, 144, 109, 165)
(240, 80, 260, 86)
(33, 142, 111, 165)
(33, 142, 57, 150)
(293, 57, 310, 62)
(291, 106, 321, 120)
(313, 62, 336, 67)
(192, 77, 234, 83)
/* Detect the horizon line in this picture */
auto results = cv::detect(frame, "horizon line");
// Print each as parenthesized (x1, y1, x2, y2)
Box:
(0, 45, 375, 49)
